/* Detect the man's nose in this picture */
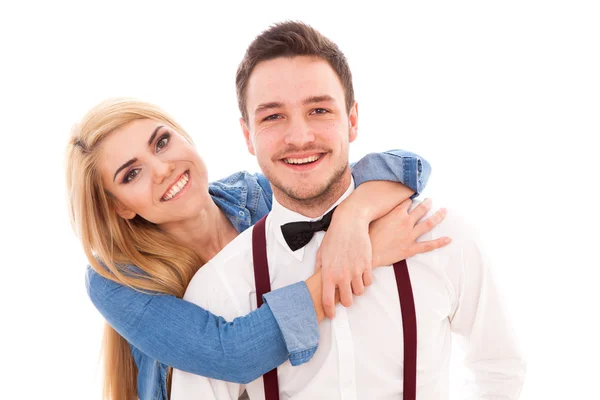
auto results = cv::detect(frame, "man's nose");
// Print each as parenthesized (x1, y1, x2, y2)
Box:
(284, 117, 315, 147)
(152, 159, 175, 185)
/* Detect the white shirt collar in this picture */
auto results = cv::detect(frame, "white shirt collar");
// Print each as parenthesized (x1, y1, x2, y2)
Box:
(269, 176, 356, 261)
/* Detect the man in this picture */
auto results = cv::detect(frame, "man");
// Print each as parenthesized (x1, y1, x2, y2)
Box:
(171, 21, 525, 399)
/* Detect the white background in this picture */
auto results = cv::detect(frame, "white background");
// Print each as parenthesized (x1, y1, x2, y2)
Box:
(1, 1, 598, 399)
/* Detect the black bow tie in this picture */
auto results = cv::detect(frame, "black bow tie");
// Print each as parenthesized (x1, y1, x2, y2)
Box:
(280, 207, 337, 251)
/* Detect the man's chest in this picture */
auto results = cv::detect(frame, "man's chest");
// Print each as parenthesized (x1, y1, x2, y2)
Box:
(243, 251, 455, 399)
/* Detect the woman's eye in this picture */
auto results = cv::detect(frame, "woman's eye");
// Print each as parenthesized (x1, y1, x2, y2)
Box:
(123, 169, 139, 184)
(156, 133, 170, 151)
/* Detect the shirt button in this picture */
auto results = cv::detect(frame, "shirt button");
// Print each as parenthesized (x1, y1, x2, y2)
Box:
(343, 378, 353, 387)
(239, 211, 245, 216)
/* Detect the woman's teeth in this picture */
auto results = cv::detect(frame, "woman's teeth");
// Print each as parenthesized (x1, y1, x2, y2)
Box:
(162, 172, 189, 201)
(283, 155, 321, 165)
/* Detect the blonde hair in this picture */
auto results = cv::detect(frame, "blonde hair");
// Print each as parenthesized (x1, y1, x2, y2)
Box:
(66, 98, 203, 399)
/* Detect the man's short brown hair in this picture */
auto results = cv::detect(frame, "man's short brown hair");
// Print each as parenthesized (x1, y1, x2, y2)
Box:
(236, 21, 355, 122)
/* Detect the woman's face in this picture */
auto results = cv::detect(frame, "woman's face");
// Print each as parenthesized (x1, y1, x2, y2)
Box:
(98, 118, 209, 225)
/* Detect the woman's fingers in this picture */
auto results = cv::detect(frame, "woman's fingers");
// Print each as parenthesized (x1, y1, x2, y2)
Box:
(338, 282, 354, 308)
(407, 197, 432, 223)
(410, 237, 452, 256)
(322, 277, 337, 319)
(362, 268, 373, 288)
(412, 207, 447, 238)
(399, 197, 413, 214)
(351, 274, 365, 296)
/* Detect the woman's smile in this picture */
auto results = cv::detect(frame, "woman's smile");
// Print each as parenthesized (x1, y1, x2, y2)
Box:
(161, 170, 191, 202)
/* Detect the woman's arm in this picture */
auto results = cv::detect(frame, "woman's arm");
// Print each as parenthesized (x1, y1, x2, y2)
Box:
(317, 149, 434, 317)
(254, 149, 430, 207)
(252, 149, 440, 318)
(319, 184, 450, 317)
(86, 266, 321, 383)
(87, 150, 444, 382)
(85, 150, 428, 383)
(350, 149, 431, 197)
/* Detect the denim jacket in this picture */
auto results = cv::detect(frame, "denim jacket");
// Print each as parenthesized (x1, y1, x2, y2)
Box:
(85, 150, 430, 400)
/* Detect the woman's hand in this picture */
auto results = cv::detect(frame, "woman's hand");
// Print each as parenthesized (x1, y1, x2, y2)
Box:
(317, 197, 451, 319)
(316, 181, 413, 319)
(316, 208, 373, 318)
(370, 198, 451, 268)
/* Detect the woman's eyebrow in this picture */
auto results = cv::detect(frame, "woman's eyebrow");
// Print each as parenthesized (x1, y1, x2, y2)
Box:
(113, 158, 137, 182)
(147, 125, 164, 146)
(113, 125, 165, 182)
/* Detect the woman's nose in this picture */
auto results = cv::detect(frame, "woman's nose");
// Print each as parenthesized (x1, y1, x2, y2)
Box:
(152, 160, 175, 185)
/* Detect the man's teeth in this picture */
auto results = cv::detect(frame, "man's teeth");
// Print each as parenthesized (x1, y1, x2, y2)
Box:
(163, 173, 189, 201)
(283, 155, 321, 165)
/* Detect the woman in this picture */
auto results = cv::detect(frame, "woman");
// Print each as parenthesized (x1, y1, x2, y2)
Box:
(67, 98, 449, 399)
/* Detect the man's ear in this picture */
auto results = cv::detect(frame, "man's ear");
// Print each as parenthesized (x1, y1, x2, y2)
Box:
(113, 200, 136, 220)
(240, 117, 256, 155)
(348, 101, 358, 143)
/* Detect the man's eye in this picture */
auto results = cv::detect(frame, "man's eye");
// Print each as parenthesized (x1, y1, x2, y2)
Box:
(123, 169, 140, 184)
(156, 133, 170, 151)
(311, 108, 328, 115)
(263, 114, 282, 121)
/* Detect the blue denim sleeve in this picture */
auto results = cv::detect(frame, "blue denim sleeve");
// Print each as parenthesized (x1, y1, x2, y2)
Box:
(210, 171, 319, 365)
(209, 171, 273, 232)
(203, 148, 432, 371)
(86, 266, 315, 383)
(350, 149, 431, 198)
(262, 282, 319, 366)
(255, 172, 273, 217)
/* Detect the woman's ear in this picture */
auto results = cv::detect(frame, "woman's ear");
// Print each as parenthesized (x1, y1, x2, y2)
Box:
(113, 199, 136, 220)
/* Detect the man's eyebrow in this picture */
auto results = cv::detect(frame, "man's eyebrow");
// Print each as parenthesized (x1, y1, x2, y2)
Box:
(113, 158, 138, 182)
(255, 102, 284, 113)
(302, 95, 335, 105)
(254, 96, 335, 114)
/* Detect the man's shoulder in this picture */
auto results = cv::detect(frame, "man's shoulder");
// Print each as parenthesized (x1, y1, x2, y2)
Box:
(409, 198, 480, 242)
(408, 200, 484, 270)
(211, 226, 256, 267)
(184, 227, 256, 303)
(436, 207, 481, 244)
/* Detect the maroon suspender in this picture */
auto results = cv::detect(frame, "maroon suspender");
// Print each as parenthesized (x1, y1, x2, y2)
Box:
(252, 216, 280, 400)
(393, 259, 418, 400)
(252, 215, 417, 400)
(252, 216, 271, 310)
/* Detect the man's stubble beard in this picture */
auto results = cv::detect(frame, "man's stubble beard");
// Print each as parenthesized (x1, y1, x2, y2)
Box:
(265, 156, 351, 217)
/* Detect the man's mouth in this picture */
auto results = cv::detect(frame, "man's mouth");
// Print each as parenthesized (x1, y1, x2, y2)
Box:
(282, 154, 322, 165)
(161, 171, 190, 202)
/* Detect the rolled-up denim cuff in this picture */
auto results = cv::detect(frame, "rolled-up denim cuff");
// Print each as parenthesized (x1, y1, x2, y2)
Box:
(262, 282, 319, 366)
(350, 150, 430, 198)
(402, 157, 423, 199)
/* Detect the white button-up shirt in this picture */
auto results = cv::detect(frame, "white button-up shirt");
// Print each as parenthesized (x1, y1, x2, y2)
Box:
(171, 181, 526, 399)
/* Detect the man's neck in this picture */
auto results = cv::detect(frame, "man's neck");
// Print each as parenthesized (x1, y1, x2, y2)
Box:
(274, 172, 352, 218)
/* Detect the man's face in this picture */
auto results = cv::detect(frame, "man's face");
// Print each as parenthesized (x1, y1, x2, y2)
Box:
(241, 56, 358, 206)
